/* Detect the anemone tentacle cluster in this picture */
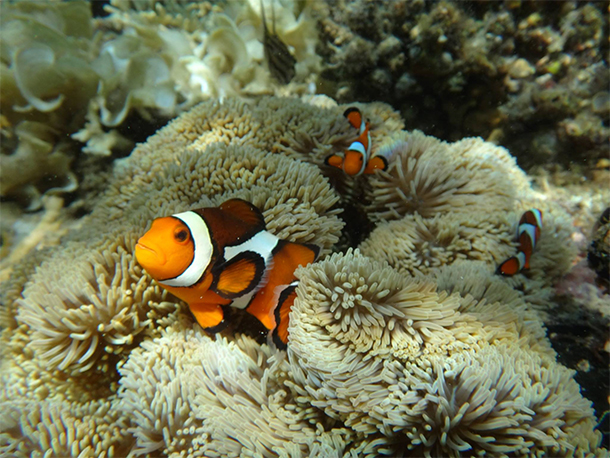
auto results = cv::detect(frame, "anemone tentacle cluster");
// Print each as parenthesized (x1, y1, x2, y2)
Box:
(0, 96, 605, 457)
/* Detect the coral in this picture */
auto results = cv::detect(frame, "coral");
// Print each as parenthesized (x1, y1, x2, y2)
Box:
(0, 96, 605, 456)
(315, 0, 609, 170)
(0, 1, 100, 207)
(0, 122, 77, 209)
(0, 0, 323, 208)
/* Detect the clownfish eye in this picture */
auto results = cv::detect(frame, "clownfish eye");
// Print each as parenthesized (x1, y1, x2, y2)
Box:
(174, 227, 189, 243)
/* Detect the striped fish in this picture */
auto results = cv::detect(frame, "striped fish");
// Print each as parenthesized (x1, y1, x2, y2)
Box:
(135, 198, 319, 348)
(496, 209, 543, 276)
(261, 0, 296, 84)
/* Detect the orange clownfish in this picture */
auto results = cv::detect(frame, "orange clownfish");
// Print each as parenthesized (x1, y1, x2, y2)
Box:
(325, 107, 388, 176)
(497, 209, 543, 276)
(135, 198, 319, 348)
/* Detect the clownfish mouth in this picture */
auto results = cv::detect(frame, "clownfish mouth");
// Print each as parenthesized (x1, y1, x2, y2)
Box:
(135, 241, 166, 267)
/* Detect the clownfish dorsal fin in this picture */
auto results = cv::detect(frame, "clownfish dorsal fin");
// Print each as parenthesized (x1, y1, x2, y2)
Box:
(213, 251, 266, 299)
(220, 198, 266, 231)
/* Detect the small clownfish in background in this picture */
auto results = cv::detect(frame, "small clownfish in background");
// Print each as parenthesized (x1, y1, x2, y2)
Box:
(325, 107, 388, 176)
(135, 198, 319, 348)
(497, 209, 543, 276)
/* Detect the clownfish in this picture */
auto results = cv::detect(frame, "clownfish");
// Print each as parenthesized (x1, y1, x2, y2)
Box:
(325, 107, 388, 176)
(134, 198, 319, 348)
(497, 209, 543, 276)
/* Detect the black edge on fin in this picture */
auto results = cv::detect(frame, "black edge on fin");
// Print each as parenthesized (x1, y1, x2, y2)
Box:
(495, 256, 517, 276)
(324, 155, 336, 166)
(211, 250, 266, 299)
(343, 107, 360, 119)
(202, 305, 232, 334)
(272, 283, 298, 350)
(304, 243, 321, 261)
(375, 155, 388, 171)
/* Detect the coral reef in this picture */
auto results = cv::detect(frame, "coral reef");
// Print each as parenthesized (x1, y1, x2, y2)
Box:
(0, 96, 606, 456)
(315, 0, 609, 171)
(0, 0, 321, 208)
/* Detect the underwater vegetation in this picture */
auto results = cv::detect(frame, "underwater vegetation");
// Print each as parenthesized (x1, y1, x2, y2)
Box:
(1, 94, 607, 457)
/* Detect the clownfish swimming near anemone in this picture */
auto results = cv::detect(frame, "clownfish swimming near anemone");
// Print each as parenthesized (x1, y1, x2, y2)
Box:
(135, 198, 319, 348)
(325, 107, 389, 176)
(497, 209, 543, 276)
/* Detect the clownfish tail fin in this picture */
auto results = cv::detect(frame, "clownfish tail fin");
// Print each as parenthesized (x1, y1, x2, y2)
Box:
(364, 155, 388, 174)
(325, 154, 344, 169)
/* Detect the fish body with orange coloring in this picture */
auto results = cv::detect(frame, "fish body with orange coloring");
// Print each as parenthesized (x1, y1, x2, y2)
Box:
(325, 107, 389, 176)
(135, 198, 319, 348)
(497, 209, 543, 276)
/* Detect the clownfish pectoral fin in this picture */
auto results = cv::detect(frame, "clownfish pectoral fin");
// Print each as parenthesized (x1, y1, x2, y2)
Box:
(219, 199, 266, 231)
(213, 251, 266, 299)
(343, 107, 363, 130)
(497, 251, 527, 276)
(363, 155, 388, 174)
(325, 154, 344, 170)
(189, 302, 227, 330)
(272, 282, 298, 349)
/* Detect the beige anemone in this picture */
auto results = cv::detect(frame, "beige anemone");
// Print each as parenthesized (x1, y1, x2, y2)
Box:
(431, 260, 555, 359)
(87, 143, 344, 256)
(118, 326, 353, 457)
(365, 131, 530, 223)
(286, 249, 604, 455)
(16, 232, 169, 375)
(0, 353, 133, 458)
(360, 211, 515, 277)
(7, 100, 345, 381)
(0, 395, 131, 458)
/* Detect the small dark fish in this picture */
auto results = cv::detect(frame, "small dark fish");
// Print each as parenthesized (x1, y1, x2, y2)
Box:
(260, 0, 296, 84)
